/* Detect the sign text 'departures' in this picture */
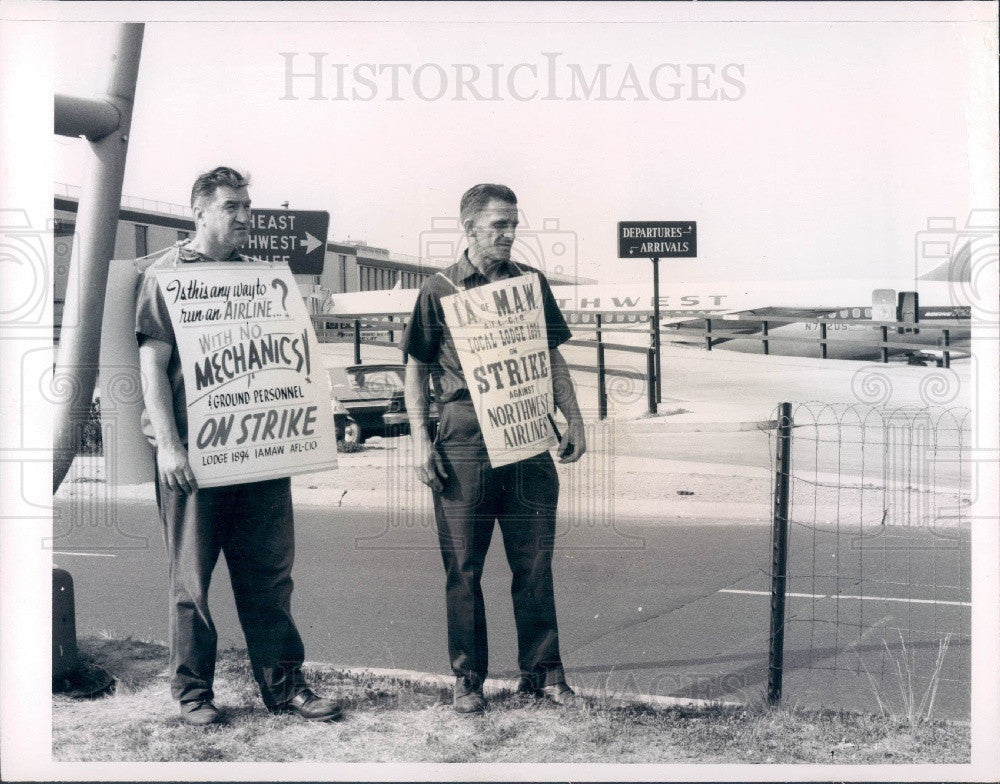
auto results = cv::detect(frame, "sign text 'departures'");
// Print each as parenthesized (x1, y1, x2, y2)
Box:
(618, 221, 697, 259)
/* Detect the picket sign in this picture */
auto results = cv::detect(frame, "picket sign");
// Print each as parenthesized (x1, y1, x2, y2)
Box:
(154, 262, 337, 487)
(441, 273, 557, 468)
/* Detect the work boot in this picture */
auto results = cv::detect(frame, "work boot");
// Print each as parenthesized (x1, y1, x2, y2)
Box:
(453, 676, 486, 714)
(272, 687, 343, 722)
(180, 698, 224, 726)
(539, 681, 578, 706)
(517, 677, 579, 707)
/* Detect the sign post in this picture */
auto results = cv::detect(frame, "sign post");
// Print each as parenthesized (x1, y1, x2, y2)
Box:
(617, 221, 697, 404)
(652, 256, 660, 402)
(247, 209, 330, 275)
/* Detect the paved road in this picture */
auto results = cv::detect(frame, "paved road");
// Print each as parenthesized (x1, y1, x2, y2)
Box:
(53, 496, 970, 719)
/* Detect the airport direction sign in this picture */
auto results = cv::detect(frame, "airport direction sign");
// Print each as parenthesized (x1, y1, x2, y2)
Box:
(246, 209, 329, 275)
(618, 221, 697, 259)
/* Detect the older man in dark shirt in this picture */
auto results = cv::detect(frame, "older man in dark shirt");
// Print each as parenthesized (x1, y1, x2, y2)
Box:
(402, 184, 587, 713)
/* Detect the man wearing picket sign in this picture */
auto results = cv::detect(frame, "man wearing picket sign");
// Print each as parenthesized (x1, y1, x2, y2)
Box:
(135, 167, 341, 725)
(402, 184, 588, 714)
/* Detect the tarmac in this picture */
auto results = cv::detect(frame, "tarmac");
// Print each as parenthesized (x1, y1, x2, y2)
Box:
(284, 338, 972, 525)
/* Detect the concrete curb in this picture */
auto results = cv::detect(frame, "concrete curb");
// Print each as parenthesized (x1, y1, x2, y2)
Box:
(303, 662, 742, 710)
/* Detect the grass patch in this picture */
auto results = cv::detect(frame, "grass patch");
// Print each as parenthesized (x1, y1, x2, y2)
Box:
(53, 636, 970, 763)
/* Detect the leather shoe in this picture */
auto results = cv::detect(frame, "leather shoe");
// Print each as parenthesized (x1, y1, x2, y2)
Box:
(273, 688, 343, 722)
(516, 678, 578, 706)
(539, 681, 579, 706)
(516, 677, 538, 695)
(453, 677, 486, 714)
(180, 699, 224, 726)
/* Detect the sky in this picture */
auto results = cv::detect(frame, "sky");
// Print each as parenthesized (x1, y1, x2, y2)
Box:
(52, 6, 996, 287)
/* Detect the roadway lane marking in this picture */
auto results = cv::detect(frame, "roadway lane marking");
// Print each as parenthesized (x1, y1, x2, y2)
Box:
(52, 551, 118, 557)
(718, 588, 970, 607)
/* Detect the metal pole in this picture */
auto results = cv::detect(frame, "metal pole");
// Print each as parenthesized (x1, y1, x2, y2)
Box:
(768, 401, 793, 705)
(705, 318, 713, 351)
(646, 346, 657, 416)
(820, 322, 828, 360)
(52, 23, 144, 493)
(881, 326, 889, 364)
(353, 318, 362, 364)
(651, 257, 661, 403)
(943, 329, 951, 369)
(53, 94, 121, 140)
(596, 315, 607, 421)
(762, 320, 770, 355)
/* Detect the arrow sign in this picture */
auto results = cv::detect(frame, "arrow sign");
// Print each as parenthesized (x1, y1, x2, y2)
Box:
(246, 209, 330, 274)
(618, 221, 697, 259)
(303, 231, 322, 255)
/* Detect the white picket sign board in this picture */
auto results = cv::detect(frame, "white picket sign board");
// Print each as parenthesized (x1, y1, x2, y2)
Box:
(153, 262, 337, 487)
(441, 273, 558, 468)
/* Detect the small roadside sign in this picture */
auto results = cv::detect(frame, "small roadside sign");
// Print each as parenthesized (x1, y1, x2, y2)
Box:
(246, 209, 330, 274)
(618, 221, 697, 259)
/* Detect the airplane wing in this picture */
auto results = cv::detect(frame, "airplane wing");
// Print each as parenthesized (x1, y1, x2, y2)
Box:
(326, 288, 418, 316)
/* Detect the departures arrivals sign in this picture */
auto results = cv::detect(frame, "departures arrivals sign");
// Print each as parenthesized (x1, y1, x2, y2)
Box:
(246, 209, 330, 275)
(618, 221, 697, 259)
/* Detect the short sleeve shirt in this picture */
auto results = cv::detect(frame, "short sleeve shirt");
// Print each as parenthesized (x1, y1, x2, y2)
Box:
(401, 253, 572, 403)
(134, 242, 248, 446)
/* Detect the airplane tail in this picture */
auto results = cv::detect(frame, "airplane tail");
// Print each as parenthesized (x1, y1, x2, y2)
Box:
(919, 241, 971, 282)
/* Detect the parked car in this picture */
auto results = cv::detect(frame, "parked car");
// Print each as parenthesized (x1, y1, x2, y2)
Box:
(329, 395, 360, 445)
(327, 363, 437, 444)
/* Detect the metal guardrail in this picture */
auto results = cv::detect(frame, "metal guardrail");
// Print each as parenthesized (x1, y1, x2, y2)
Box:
(663, 314, 969, 367)
(313, 309, 972, 421)
(56, 181, 193, 218)
(314, 313, 661, 417)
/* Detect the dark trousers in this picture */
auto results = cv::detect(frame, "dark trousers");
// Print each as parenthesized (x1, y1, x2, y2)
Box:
(155, 470, 306, 707)
(433, 399, 565, 688)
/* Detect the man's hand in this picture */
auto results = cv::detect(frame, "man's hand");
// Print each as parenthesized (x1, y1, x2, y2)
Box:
(415, 441, 448, 493)
(139, 336, 198, 494)
(557, 417, 587, 463)
(404, 357, 447, 492)
(550, 347, 587, 463)
(158, 443, 198, 494)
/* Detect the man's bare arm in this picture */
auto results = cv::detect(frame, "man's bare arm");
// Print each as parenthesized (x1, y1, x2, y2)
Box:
(404, 357, 447, 492)
(549, 347, 587, 463)
(138, 337, 197, 493)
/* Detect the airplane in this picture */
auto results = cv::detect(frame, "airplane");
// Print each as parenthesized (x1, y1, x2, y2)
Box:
(318, 247, 973, 363)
